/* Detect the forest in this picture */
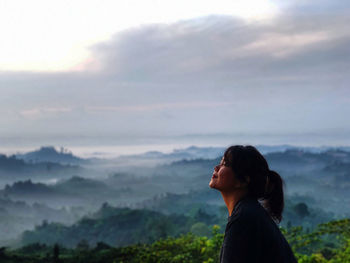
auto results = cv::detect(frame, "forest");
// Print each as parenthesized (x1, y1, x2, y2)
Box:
(0, 145, 349, 262)
(0, 218, 349, 262)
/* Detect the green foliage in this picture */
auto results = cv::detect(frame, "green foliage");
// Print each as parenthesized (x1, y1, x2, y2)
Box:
(282, 218, 350, 262)
(3, 218, 350, 262)
(190, 222, 212, 237)
(20, 204, 219, 248)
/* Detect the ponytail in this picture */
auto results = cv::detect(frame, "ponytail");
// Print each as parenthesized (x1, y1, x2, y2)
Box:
(262, 170, 285, 224)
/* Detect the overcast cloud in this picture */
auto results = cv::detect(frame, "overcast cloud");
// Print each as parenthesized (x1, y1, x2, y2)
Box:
(0, 0, 349, 150)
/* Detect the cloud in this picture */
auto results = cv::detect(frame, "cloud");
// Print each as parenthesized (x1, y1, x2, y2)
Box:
(86, 13, 350, 85)
(19, 107, 72, 119)
(86, 101, 232, 113)
(0, 1, 350, 146)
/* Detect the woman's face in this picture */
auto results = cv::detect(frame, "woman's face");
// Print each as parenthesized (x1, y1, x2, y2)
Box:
(209, 156, 246, 192)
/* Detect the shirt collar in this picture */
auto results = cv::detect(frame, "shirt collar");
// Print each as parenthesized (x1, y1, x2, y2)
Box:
(227, 194, 256, 221)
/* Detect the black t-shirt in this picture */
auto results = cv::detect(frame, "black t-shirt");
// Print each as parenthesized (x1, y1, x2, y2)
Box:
(219, 195, 298, 263)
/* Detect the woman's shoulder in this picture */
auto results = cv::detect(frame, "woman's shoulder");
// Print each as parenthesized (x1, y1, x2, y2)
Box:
(228, 196, 265, 223)
(227, 196, 281, 235)
(223, 197, 265, 247)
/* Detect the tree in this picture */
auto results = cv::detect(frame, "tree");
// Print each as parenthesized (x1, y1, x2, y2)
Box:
(53, 243, 60, 263)
(294, 202, 310, 218)
(76, 239, 90, 250)
(0, 247, 7, 260)
(190, 222, 211, 237)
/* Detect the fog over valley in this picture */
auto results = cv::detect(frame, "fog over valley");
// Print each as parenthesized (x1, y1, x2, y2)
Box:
(0, 144, 348, 248)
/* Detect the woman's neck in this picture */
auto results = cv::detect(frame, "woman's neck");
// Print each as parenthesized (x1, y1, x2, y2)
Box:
(220, 190, 249, 216)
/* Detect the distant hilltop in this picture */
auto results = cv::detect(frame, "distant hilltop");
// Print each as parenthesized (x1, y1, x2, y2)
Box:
(117, 144, 350, 161)
(3, 144, 350, 166)
(15, 146, 85, 165)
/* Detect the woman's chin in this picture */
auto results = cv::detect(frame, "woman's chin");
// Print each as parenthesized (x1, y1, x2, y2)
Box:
(209, 179, 217, 189)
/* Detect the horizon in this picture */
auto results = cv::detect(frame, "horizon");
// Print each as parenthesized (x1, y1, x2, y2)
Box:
(2, 142, 350, 159)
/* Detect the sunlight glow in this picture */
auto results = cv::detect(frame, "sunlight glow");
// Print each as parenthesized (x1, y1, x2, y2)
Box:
(0, 0, 278, 72)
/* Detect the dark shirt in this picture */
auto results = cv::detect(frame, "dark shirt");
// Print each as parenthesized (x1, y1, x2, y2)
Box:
(219, 195, 298, 263)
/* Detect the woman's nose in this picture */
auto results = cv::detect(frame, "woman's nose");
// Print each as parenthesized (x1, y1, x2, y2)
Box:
(214, 165, 220, 171)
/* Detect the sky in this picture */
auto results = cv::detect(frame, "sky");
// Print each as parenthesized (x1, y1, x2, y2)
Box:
(0, 0, 349, 155)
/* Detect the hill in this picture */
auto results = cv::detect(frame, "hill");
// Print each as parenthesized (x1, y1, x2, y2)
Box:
(0, 154, 81, 180)
(15, 146, 86, 165)
(20, 203, 202, 248)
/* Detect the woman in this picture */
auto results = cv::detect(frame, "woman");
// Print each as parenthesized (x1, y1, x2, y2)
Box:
(209, 145, 297, 263)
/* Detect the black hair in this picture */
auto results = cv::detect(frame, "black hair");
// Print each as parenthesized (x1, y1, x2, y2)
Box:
(223, 145, 285, 223)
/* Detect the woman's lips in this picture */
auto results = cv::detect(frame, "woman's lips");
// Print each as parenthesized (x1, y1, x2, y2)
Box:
(212, 174, 218, 179)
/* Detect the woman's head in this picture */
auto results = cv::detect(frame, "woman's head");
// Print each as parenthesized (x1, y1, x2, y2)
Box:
(209, 145, 285, 223)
